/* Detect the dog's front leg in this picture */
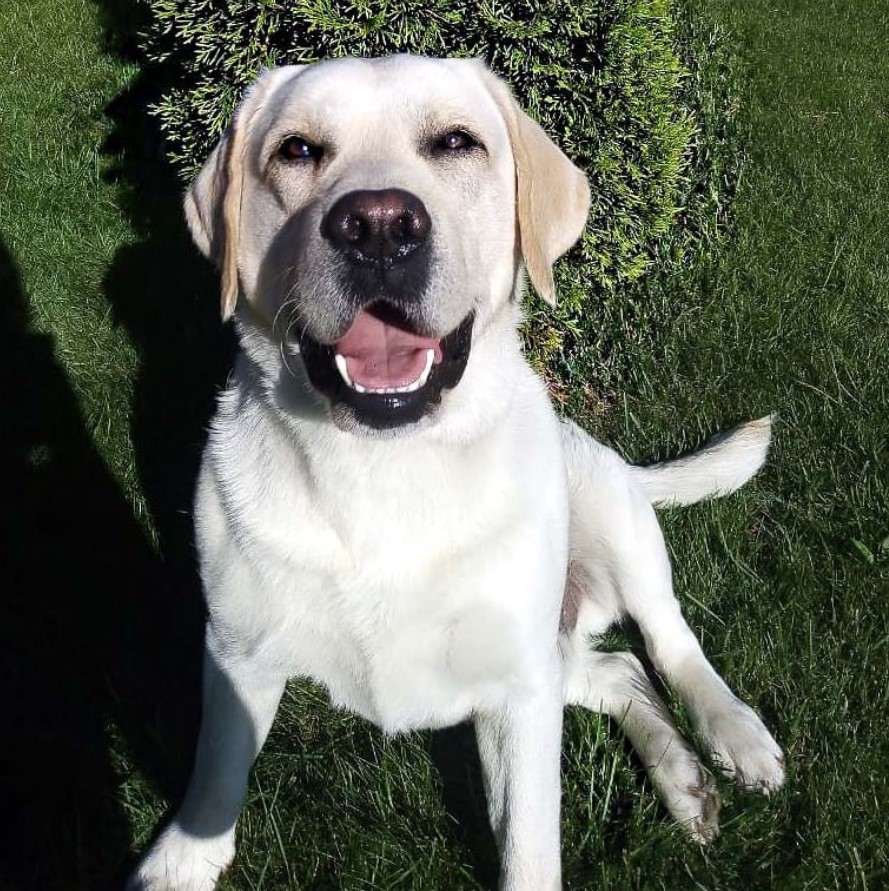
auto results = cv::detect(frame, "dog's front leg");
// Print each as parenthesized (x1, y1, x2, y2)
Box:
(475, 672, 564, 891)
(128, 632, 286, 891)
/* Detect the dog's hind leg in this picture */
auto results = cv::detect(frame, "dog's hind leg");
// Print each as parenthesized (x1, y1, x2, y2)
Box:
(610, 487, 785, 794)
(561, 623, 720, 841)
(561, 421, 784, 795)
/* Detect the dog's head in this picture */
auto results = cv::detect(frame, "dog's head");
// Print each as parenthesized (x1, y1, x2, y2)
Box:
(186, 56, 589, 434)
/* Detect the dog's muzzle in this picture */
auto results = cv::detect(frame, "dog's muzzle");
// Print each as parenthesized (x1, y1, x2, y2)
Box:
(295, 188, 473, 430)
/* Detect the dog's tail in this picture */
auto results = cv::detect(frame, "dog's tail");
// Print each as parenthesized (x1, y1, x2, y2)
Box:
(631, 415, 773, 507)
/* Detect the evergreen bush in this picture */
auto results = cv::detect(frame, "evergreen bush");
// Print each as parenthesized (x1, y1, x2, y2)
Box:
(142, 0, 734, 392)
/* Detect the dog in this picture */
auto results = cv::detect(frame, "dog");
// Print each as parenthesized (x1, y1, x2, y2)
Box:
(129, 56, 784, 890)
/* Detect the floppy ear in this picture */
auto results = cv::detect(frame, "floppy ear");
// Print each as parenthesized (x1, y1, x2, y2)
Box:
(184, 67, 302, 321)
(184, 120, 248, 321)
(480, 68, 591, 306)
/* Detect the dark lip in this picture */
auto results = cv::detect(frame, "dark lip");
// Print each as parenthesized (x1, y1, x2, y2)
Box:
(297, 309, 474, 430)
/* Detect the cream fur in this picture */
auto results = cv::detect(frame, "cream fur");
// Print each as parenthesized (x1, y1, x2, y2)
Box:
(129, 57, 783, 891)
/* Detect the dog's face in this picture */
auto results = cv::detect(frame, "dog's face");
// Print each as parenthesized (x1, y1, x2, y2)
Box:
(186, 56, 589, 433)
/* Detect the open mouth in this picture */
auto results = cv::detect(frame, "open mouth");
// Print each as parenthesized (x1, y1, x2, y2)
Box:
(297, 304, 474, 429)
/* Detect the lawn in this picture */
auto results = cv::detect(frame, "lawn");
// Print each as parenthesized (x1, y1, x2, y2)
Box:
(0, 0, 886, 889)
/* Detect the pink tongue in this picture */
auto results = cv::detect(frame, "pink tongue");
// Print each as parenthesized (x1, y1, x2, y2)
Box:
(336, 310, 443, 389)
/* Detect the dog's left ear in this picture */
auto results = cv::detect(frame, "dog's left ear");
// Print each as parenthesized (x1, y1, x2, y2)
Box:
(184, 67, 303, 321)
(478, 65, 591, 306)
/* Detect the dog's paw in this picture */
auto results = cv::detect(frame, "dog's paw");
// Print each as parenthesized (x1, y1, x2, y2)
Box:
(647, 744, 721, 843)
(127, 824, 235, 891)
(699, 698, 785, 794)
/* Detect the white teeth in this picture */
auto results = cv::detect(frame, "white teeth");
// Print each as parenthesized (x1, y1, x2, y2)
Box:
(333, 348, 436, 395)
(334, 353, 353, 388)
(417, 348, 435, 388)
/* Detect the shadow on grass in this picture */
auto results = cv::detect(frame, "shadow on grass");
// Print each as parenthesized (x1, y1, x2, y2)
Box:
(0, 4, 229, 890)
(0, 228, 204, 890)
(430, 724, 500, 890)
(91, 0, 235, 878)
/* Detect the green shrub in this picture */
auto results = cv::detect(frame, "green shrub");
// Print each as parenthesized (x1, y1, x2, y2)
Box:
(145, 0, 691, 284)
(142, 0, 734, 393)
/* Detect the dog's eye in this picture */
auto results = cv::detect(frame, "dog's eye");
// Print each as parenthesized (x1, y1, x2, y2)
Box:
(433, 130, 481, 153)
(279, 135, 323, 162)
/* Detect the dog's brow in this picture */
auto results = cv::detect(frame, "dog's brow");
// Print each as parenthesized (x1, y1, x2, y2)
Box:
(413, 109, 488, 145)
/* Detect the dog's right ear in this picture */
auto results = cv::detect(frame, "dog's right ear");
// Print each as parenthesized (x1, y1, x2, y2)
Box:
(184, 67, 303, 321)
(184, 120, 247, 322)
(184, 127, 232, 264)
(184, 128, 230, 263)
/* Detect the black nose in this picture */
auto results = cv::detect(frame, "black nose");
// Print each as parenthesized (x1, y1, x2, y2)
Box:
(322, 189, 432, 266)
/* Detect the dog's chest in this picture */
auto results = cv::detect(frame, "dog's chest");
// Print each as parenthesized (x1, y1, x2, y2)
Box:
(311, 454, 549, 730)
(322, 564, 532, 732)
(218, 427, 567, 733)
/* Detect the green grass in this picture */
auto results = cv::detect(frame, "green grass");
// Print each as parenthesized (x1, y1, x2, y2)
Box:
(1, 0, 887, 889)
(0, 0, 139, 495)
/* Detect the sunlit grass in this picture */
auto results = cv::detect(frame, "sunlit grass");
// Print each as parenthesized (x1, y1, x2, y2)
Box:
(0, 0, 886, 888)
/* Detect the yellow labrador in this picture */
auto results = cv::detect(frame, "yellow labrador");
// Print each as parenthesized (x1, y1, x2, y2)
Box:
(129, 56, 783, 890)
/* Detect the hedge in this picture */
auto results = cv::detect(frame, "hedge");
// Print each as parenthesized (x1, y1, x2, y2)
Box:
(141, 0, 734, 393)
